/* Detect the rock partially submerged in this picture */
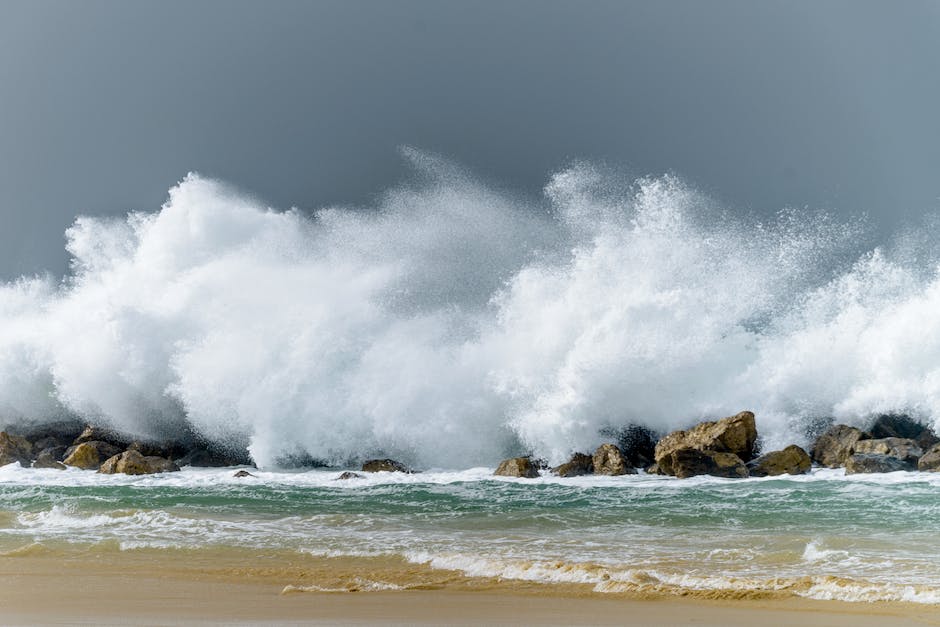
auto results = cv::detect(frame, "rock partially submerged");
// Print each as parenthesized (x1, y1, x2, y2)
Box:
(63, 441, 123, 470)
(233, 470, 255, 478)
(851, 438, 922, 467)
(32, 450, 66, 470)
(654, 411, 757, 477)
(0, 432, 33, 467)
(845, 453, 910, 474)
(494, 457, 540, 478)
(918, 444, 940, 471)
(868, 415, 940, 450)
(592, 443, 635, 475)
(98, 450, 180, 475)
(811, 425, 871, 468)
(552, 453, 593, 477)
(747, 445, 811, 477)
(361, 459, 410, 473)
(335, 471, 364, 480)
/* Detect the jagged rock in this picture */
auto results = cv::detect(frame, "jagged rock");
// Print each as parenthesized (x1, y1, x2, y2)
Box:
(747, 445, 811, 477)
(63, 441, 123, 470)
(917, 444, 940, 471)
(98, 450, 180, 475)
(654, 411, 757, 476)
(176, 447, 251, 468)
(665, 448, 748, 479)
(592, 443, 636, 475)
(869, 415, 940, 451)
(15, 420, 84, 448)
(32, 450, 66, 470)
(233, 470, 255, 478)
(128, 440, 189, 460)
(37, 445, 68, 462)
(552, 453, 594, 477)
(602, 424, 658, 468)
(361, 458, 410, 473)
(73, 425, 131, 449)
(335, 471, 364, 480)
(810, 425, 871, 468)
(0, 431, 33, 467)
(494, 457, 540, 478)
(845, 453, 911, 474)
(851, 437, 922, 467)
(644, 462, 664, 475)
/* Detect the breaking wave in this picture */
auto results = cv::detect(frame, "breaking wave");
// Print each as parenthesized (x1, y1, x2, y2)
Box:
(2, 148, 940, 468)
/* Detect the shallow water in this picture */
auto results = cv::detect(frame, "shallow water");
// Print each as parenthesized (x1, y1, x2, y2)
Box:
(1, 464, 939, 604)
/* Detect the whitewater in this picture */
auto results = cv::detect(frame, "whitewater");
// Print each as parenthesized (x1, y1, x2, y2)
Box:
(3, 148, 940, 469)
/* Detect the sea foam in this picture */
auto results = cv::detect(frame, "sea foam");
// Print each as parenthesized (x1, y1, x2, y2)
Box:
(2, 149, 940, 468)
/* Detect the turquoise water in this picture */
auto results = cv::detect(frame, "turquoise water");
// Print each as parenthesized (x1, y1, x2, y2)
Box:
(2, 464, 940, 603)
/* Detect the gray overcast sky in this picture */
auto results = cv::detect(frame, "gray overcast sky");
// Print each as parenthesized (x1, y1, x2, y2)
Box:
(1, 0, 938, 279)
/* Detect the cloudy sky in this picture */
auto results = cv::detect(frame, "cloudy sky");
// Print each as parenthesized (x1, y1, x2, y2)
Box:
(1, 0, 938, 279)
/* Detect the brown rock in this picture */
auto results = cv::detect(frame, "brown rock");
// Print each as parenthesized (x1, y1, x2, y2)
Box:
(0, 431, 33, 467)
(592, 443, 636, 475)
(845, 453, 910, 474)
(851, 437, 922, 467)
(73, 425, 131, 448)
(869, 415, 940, 451)
(361, 459, 410, 473)
(32, 450, 66, 470)
(335, 471, 364, 480)
(552, 453, 594, 477)
(918, 444, 940, 471)
(494, 457, 540, 478)
(63, 442, 106, 470)
(810, 424, 871, 468)
(654, 411, 757, 476)
(98, 450, 180, 475)
(746, 445, 811, 477)
(665, 448, 748, 479)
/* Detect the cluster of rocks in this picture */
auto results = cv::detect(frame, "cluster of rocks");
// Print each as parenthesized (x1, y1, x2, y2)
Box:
(0, 423, 248, 476)
(492, 412, 940, 479)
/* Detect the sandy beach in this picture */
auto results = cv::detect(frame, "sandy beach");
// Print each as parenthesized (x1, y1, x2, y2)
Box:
(2, 549, 938, 626)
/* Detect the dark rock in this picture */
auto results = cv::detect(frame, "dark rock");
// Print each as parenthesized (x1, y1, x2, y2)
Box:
(176, 447, 251, 468)
(665, 447, 748, 479)
(335, 471, 364, 480)
(845, 453, 911, 474)
(98, 450, 180, 475)
(32, 450, 66, 470)
(654, 411, 757, 476)
(37, 445, 68, 462)
(917, 444, 940, 471)
(851, 437, 922, 466)
(0, 431, 33, 467)
(13, 420, 84, 447)
(233, 470, 255, 478)
(127, 440, 190, 460)
(747, 445, 811, 477)
(361, 458, 410, 473)
(644, 462, 664, 475)
(73, 425, 132, 449)
(601, 424, 659, 468)
(552, 453, 594, 477)
(592, 443, 636, 475)
(868, 415, 940, 451)
(810, 425, 871, 468)
(63, 441, 123, 470)
(494, 457, 540, 478)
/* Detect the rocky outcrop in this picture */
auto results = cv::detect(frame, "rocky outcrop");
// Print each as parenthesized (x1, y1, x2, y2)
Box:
(654, 411, 757, 477)
(32, 450, 66, 470)
(63, 441, 123, 470)
(73, 425, 132, 449)
(746, 445, 811, 477)
(869, 414, 940, 451)
(233, 470, 255, 478)
(845, 453, 911, 474)
(810, 425, 871, 468)
(666, 448, 748, 479)
(335, 471, 364, 480)
(0, 432, 33, 467)
(494, 457, 540, 478)
(851, 437, 922, 467)
(98, 450, 180, 475)
(361, 459, 410, 473)
(592, 443, 635, 475)
(605, 425, 658, 468)
(552, 453, 594, 477)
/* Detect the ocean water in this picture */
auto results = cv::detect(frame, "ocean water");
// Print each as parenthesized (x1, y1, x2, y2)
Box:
(2, 464, 940, 604)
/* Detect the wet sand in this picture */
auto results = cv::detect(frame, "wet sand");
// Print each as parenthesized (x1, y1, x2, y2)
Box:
(1, 548, 938, 626)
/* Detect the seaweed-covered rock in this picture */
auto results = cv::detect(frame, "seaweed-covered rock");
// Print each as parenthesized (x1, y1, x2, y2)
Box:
(810, 425, 871, 468)
(98, 450, 180, 475)
(654, 411, 757, 476)
(592, 443, 636, 475)
(666, 448, 748, 479)
(361, 458, 410, 473)
(851, 437, 922, 467)
(552, 453, 594, 477)
(845, 453, 910, 474)
(0, 431, 33, 467)
(746, 445, 811, 477)
(494, 457, 540, 478)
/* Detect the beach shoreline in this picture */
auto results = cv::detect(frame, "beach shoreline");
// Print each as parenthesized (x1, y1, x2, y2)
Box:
(2, 550, 938, 626)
